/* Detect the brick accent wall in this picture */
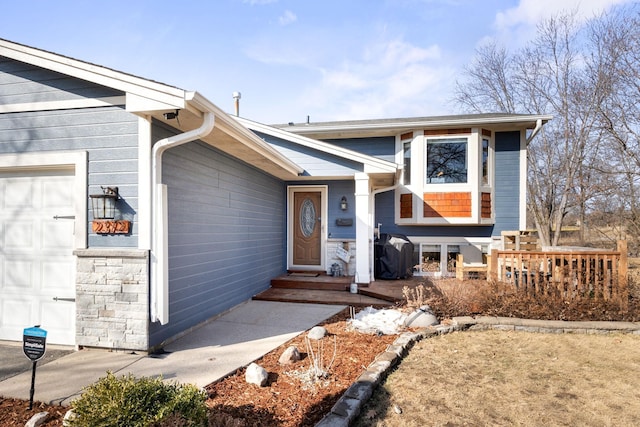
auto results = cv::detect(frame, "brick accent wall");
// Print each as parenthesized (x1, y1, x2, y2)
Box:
(423, 192, 472, 218)
(74, 249, 149, 351)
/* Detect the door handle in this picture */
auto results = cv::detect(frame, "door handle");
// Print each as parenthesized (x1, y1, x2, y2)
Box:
(53, 215, 75, 220)
(53, 297, 76, 302)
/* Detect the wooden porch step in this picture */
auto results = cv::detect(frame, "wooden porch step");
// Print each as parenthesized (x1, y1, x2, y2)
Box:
(253, 287, 393, 307)
(358, 288, 401, 303)
(271, 273, 352, 291)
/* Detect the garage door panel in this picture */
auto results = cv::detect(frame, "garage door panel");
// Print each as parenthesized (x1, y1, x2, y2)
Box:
(42, 179, 74, 209)
(42, 260, 74, 292)
(41, 220, 74, 250)
(3, 179, 36, 210)
(4, 259, 34, 288)
(4, 221, 34, 249)
(1, 298, 34, 341)
(41, 300, 75, 344)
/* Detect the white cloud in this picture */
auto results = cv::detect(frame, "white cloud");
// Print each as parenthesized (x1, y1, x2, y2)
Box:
(300, 38, 454, 121)
(490, 0, 634, 50)
(495, 0, 632, 30)
(242, 0, 278, 5)
(278, 10, 297, 26)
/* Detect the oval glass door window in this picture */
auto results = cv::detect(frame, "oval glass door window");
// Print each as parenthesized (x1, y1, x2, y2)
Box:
(300, 198, 316, 237)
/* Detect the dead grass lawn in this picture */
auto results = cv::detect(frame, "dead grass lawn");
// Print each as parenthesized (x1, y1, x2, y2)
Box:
(355, 330, 640, 426)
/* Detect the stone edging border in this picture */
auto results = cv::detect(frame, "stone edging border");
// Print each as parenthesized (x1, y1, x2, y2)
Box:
(315, 317, 640, 426)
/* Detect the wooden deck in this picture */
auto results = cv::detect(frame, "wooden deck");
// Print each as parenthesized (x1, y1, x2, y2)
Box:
(253, 273, 424, 307)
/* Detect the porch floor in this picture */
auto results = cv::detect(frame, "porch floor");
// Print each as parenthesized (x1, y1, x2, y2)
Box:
(253, 273, 423, 307)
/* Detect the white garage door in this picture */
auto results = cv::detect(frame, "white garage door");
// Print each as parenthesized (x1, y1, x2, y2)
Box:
(0, 169, 76, 345)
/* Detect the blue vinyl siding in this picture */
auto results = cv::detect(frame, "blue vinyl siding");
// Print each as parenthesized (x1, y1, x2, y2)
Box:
(323, 136, 396, 163)
(494, 131, 521, 234)
(328, 180, 356, 239)
(149, 130, 287, 346)
(0, 57, 121, 103)
(256, 131, 363, 177)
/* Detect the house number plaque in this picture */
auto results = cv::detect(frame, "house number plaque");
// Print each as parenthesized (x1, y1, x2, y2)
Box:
(92, 220, 131, 234)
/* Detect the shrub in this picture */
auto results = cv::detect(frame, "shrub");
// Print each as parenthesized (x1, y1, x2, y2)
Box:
(68, 372, 207, 427)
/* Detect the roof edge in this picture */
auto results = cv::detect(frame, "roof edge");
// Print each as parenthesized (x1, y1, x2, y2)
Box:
(235, 116, 398, 174)
(0, 38, 186, 109)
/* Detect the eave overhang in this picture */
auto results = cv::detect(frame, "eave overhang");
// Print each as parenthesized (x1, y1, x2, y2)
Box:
(275, 113, 553, 139)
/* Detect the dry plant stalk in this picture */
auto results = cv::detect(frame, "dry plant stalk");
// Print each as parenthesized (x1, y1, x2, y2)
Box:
(305, 335, 337, 379)
(402, 284, 426, 311)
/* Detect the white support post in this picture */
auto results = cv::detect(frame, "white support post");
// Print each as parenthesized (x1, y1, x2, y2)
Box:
(354, 173, 371, 284)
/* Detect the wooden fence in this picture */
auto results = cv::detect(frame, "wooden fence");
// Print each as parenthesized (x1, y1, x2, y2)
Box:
(489, 240, 628, 304)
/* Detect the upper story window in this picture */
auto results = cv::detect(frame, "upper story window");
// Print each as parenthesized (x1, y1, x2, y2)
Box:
(403, 140, 412, 185)
(426, 137, 467, 184)
(482, 138, 489, 185)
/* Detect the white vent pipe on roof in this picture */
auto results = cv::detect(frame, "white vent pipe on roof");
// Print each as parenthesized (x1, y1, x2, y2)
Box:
(150, 109, 215, 324)
(233, 91, 241, 117)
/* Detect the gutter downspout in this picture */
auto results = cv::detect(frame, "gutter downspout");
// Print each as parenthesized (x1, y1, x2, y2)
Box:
(522, 118, 543, 231)
(526, 119, 543, 144)
(150, 110, 215, 324)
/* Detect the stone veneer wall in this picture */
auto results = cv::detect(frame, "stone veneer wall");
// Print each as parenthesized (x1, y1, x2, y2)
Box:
(327, 240, 356, 277)
(74, 249, 150, 351)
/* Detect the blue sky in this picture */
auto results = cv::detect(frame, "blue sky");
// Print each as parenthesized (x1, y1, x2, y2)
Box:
(2, 0, 632, 123)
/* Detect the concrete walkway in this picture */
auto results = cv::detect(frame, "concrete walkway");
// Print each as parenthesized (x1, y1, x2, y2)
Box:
(0, 300, 346, 406)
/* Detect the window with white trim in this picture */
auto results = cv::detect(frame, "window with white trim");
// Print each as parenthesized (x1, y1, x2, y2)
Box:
(482, 137, 489, 185)
(426, 137, 468, 184)
(403, 139, 412, 185)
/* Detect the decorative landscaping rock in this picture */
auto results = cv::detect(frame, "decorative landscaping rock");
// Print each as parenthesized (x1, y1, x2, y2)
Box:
(62, 409, 76, 427)
(25, 412, 49, 427)
(308, 326, 327, 340)
(245, 362, 268, 387)
(278, 345, 301, 365)
(404, 305, 439, 328)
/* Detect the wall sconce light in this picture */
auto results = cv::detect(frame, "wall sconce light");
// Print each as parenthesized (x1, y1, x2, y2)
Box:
(340, 196, 348, 211)
(90, 186, 119, 219)
(89, 186, 130, 234)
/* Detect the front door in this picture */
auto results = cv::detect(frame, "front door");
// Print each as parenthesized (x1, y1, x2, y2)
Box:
(290, 187, 325, 270)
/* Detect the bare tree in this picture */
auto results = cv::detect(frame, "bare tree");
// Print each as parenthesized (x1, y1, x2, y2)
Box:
(590, 6, 640, 252)
(454, 10, 614, 247)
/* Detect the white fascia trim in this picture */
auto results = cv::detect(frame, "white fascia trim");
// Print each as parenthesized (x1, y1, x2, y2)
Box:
(285, 115, 554, 136)
(195, 99, 303, 177)
(0, 40, 185, 109)
(0, 150, 88, 249)
(0, 96, 126, 113)
(236, 116, 397, 174)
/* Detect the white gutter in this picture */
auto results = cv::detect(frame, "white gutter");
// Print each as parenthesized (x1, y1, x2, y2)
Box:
(526, 119, 543, 144)
(283, 115, 553, 137)
(150, 97, 215, 324)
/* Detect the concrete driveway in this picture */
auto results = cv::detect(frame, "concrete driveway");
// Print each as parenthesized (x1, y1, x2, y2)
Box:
(0, 300, 346, 406)
(0, 341, 73, 382)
